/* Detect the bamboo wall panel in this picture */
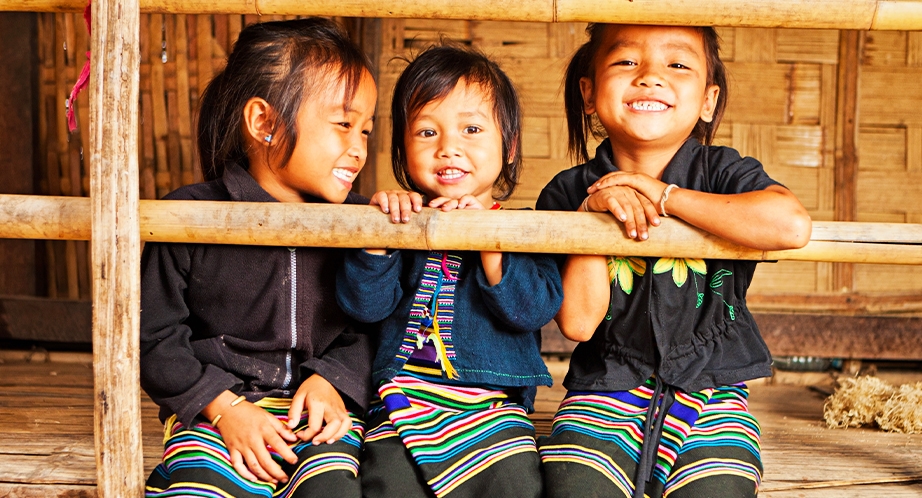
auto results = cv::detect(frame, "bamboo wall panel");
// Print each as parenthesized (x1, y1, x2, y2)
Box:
(853, 30, 922, 292)
(36, 12, 294, 299)
(34, 17, 922, 300)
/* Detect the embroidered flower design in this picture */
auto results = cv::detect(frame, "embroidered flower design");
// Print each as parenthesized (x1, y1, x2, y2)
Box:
(607, 256, 647, 295)
(652, 258, 707, 287)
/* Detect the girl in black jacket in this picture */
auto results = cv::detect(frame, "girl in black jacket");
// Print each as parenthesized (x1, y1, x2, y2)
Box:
(141, 18, 380, 498)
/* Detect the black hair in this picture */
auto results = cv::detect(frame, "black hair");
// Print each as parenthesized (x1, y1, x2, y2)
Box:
(390, 44, 523, 200)
(197, 17, 374, 181)
(563, 24, 729, 163)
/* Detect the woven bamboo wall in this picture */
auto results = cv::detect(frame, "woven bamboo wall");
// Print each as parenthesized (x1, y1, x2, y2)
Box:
(373, 20, 922, 297)
(36, 13, 301, 298)
(36, 16, 922, 300)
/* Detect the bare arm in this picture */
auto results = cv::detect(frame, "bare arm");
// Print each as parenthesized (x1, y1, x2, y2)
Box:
(555, 254, 610, 342)
(590, 173, 812, 250)
(664, 184, 812, 250)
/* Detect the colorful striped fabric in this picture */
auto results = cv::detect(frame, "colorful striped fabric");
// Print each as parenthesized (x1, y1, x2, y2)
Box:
(539, 381, 762, 498)
(397, 252, 462, 378)
(364, 365, 543, 498)
(145, 397, 364, 498)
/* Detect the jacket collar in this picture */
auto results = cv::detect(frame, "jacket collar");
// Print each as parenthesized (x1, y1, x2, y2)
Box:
(592, 137, 702, 183)
(222, 162, 278, 203)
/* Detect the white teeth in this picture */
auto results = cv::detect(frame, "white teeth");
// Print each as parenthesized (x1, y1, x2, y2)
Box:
(333, 168, 354, 181)
(438, 168, 465, 180)
(631, 101, 668, 111)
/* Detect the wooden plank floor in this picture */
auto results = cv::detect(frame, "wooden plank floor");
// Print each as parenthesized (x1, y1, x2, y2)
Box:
(2, 351, 922, 497)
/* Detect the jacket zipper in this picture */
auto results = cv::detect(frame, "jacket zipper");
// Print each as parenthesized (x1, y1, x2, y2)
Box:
(282, 247, 297, 389)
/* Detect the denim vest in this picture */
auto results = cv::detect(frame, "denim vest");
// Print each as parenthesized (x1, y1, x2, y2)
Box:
(337, 248, 562, 410)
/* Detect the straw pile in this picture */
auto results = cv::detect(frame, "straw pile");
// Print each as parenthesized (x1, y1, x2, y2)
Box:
(824, 376, 922, 433)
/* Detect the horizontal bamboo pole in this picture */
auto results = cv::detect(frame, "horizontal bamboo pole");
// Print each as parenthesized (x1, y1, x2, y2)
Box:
(11, 0, 922, 29)
(1, 194, 921, 264)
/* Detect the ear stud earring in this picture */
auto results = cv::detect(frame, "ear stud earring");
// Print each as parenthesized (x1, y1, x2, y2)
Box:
(264, 134, 273, 144)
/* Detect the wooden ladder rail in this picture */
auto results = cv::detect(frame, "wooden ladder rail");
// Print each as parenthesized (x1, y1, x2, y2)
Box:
(1, 195, 921, 264)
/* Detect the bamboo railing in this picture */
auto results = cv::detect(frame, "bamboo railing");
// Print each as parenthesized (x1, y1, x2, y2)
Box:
(1, 195, 922, 264)
(6, 1, 922, 496)
(11, 0, 922, 29)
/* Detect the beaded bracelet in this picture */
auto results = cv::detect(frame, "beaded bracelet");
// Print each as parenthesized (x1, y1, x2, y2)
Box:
(659, 184, 678, 217)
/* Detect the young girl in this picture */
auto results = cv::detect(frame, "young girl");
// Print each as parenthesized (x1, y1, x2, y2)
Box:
(335, 45, 563, 498)
(536, 25, 812, 498)
(141, 18, 380, 498)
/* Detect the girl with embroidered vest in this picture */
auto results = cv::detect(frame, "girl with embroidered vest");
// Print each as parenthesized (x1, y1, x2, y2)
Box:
(536, 24, 812, 498)
(335, 45, 563, 498)
(141, 18, 384, 498)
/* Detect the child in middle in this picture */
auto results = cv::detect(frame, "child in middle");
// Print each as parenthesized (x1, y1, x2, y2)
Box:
(336, 45, 563, 498)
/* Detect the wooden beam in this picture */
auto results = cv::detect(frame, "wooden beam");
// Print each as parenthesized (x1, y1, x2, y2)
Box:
(758, 313, 922, 360)
(542, 313, 922, 360)
(833, 30, 862, 292)
(0, 296, 92, 343)
(89, 0, 143, 495)
(0, 195, 921, 264)
(748, 293, 922, 315)
(6, 293, 919, 346)
(10, 0, 922, 30)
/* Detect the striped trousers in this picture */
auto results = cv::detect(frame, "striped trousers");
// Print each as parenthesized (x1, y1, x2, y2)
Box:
(145, 397, 364, 498)
(362, 373, 543, 498)
(539, 380, 762, 498)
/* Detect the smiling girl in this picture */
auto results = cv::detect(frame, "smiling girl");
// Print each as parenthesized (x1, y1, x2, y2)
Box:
(141, 18, 382, 498)
(335, 45, 562, 498)
(536, 25, 811, 498)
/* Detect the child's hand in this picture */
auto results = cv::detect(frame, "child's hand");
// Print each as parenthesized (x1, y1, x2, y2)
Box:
(212, 396, 299, 484)
(428, 194, 486, 211)
(370, 190, 423, 223)
(287, 374, 352, 446)
(583, 182, 659, 241)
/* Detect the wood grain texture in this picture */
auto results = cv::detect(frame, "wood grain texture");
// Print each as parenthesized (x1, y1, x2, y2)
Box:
(8, 0, 922, 30)
(0, 195, 921, 263)
(88, 0, 144, 495)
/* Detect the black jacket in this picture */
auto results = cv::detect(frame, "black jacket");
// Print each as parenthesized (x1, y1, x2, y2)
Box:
(537, 138, 779, 393)
(140, 163, 373, 426)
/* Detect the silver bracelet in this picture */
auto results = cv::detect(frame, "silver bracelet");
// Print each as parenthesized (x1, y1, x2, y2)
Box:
(659, 184, 678, 217)
(580, 196, 591, 212)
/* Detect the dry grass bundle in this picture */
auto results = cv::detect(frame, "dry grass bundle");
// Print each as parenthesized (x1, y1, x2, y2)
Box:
(876, 382, 922, 434)
(823, 376, 895, 429)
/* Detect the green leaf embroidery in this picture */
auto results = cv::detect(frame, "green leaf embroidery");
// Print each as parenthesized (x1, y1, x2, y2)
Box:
(709, 269, 732, 289)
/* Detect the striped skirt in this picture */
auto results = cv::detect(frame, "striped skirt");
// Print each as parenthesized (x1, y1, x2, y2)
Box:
(145, 397, 364, 498)
(362, 371, 543, 498)
(539, 380, 762, 498)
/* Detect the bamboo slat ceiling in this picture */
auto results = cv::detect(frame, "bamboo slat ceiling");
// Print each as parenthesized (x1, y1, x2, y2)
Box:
(11, 0, 922, 30)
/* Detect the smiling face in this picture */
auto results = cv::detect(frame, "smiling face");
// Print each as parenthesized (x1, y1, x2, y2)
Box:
(581, 25, 720, 153)
(254, 69, 377, 203)
(404, 79, 504, 206)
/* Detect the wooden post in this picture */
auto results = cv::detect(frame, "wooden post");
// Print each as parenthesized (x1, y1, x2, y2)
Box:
(90, 0, 143, 495)
(833, 30, 861, 292)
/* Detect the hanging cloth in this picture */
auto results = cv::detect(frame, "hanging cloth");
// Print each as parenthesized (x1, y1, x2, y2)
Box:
(67, 0, 92, 132)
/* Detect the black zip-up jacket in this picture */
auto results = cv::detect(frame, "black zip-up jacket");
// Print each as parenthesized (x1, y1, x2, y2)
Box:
(140, 162, 373, 426)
